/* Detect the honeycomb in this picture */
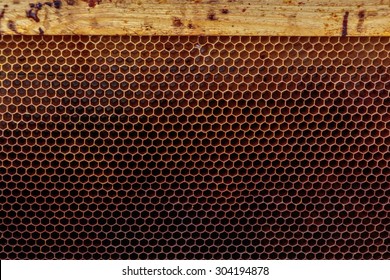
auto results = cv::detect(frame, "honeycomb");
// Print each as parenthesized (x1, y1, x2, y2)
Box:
(0, 35, 389, 260)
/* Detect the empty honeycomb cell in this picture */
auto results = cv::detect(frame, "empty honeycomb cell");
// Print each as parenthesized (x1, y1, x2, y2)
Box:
(0, 36, 389, 260)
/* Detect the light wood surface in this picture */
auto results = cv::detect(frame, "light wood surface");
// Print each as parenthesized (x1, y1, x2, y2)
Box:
(0, 0, 389, 36)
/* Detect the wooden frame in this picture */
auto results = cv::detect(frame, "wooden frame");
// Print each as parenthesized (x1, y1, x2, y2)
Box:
(0, 0, 389, 36)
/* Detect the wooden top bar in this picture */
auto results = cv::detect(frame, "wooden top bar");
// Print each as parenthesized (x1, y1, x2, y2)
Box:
(0, 0, 389, 36)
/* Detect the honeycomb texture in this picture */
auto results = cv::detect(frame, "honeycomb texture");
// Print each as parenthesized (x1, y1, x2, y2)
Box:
(0, 36, 389, 260)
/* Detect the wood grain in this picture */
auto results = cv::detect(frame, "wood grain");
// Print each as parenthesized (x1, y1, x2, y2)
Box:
(0, 0, 389, 35)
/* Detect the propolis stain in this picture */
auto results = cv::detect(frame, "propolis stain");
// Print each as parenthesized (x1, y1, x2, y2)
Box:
(84, 0, 102, 7)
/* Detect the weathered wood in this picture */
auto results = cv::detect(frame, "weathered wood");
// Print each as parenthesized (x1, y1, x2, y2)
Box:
(0, 0, 389, 36)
